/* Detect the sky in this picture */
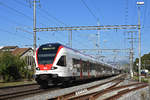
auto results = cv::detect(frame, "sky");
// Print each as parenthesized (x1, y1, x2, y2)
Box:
(0, 0, 149, 64)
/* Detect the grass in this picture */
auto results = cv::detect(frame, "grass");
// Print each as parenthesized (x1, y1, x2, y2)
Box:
(133, 75, 150, 83)
(0, 80, 36, 87)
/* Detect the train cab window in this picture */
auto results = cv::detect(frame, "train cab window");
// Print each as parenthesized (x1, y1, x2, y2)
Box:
(57, 56, 66, 67)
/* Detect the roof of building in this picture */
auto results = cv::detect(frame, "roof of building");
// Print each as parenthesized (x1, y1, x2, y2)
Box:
(1, 46, 18, 50)
(12, 48, 33, 56)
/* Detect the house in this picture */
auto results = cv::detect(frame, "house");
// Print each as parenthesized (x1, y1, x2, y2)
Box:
(0, 46, 35, 69)
(12, 48, 35, 69)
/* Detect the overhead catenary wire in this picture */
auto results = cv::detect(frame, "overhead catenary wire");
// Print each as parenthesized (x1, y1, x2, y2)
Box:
(0, 0, 100, 51)
(36, 1, 91, 49)
(124, 0, 129, 56)
(39, 8, 68, 27)
(14, 0, 61, 27)
(0, 0, 52, 44)
(0, 1, 47, 27)
(19, 0, 90, 49)
(125, 0, 129, 25)
(0, 28, 32, 40)
(36, 1, 93, 49)
(142, 0, 148, 28)
(0, 2, 33, 21)
(80, 0, 102, 57)
(89, 0, 103, 23)
(14, 0, 29, 7)
(80, 0, 99, 21)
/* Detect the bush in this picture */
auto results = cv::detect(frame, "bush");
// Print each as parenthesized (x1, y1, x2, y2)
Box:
(0, 52, 30, 82)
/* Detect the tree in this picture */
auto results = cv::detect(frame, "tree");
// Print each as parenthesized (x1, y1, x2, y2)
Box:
(133, 52, 150, 72)
(0, 52, 27, 82)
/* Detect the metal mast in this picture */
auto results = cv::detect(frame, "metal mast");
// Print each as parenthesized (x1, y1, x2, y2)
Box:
(130, 32, 134, 78)
(33, 0, 36, 54)
(137, 1, 144, 82)
(33, 0, 37, 75)
(97, 19, 100, 61)
(127, 31, 137, 78)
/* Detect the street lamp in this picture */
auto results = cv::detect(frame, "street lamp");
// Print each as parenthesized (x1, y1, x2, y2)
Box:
(137, 1, 144, 82)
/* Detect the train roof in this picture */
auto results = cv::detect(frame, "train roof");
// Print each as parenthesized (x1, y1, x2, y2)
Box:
(39, 43, 61, 47)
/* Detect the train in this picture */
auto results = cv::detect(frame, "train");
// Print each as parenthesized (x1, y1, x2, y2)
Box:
(35, 43, 121, 88)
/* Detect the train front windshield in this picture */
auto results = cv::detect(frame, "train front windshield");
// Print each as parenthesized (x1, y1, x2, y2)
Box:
(37, 44, 60, 65)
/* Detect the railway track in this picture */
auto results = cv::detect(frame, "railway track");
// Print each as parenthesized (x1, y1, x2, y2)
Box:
(0, 75, 119, 100)
(1, 74, 148, 100)
(66, 82, 148, 100)
(0, 83, 40, 100)
(51, 74, 148, 100)
(0, 83, 61, 100)
(50, 74, 126, 100)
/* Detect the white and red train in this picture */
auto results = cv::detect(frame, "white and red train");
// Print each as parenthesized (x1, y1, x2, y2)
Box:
(35, 43, 120, 88)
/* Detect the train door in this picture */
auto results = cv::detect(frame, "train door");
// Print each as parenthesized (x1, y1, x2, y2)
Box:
(66, 53, 74, 76)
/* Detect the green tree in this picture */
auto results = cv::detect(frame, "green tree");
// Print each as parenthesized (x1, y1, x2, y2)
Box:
(133, 52, 150, 72)
(0, 52, 27, 82)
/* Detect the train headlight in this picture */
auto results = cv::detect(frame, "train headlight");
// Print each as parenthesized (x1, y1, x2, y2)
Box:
(51, 66, 57, 70)
(36, 67, 40, 70)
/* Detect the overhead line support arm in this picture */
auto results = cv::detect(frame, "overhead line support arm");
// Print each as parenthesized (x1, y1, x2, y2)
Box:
(36, 25, 138, 32)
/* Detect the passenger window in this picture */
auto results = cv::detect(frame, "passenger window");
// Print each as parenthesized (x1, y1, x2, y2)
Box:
(57, 56, 66, 66)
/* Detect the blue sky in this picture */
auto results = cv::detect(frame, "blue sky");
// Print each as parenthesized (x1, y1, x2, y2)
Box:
(0, 0, 149, 63)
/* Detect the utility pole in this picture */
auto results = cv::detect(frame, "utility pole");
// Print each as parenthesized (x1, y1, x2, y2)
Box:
(138, 6, 141, 82)
(32, 0, 37, 75)
(129, 49, 133, 78)
(137, 1, 144, 82)
(33, 0, 36, 55)
(33, 0, 40, 75)
(127, 31, 137, 78)
(130, 32, 134, 78)
(97, 19, 100, 61)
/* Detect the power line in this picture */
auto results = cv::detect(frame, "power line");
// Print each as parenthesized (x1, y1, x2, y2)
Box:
(37, 9, 62, 27)
(124, 0, 129, 24)
(14, 0, 29, 7)
(90, 0, 103, 22)
(0, 30, 32, 47)
(0, 28, 32, 40)
(81, 0, 101, 57)
(14, 0, 60, 27)
(80, 0, 98, 21)
(22, 0, 89, 49)
(39, 8, 68, 26)
(0, 14, 28, 27)
(0, 1, 47, 27)
(37, 1, 91, 49)
(142, 0, 148, 28)
(0, 2, 33, 21)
